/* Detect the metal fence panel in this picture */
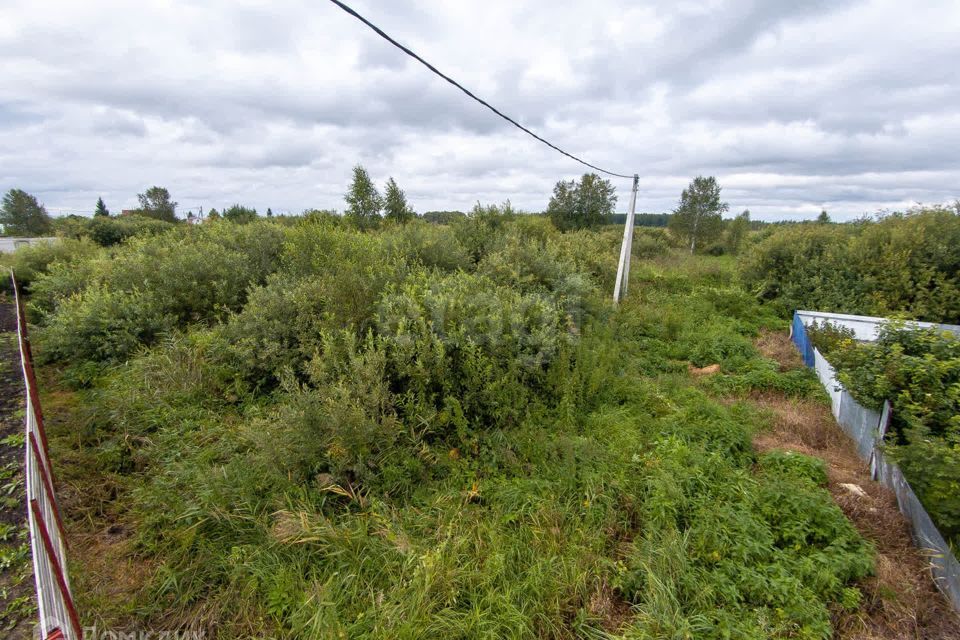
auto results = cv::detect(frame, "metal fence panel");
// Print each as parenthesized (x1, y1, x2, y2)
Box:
(875, 450, 960, 610)
(835, 388, 882, 464)
(11, 271, 82, 640)
(793, 313, 960, 612)
(791, 312, 815, 367)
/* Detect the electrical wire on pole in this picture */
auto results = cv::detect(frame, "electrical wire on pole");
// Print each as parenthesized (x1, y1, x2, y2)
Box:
(326, 0, 633, 180)
(326, 0, 640, 299)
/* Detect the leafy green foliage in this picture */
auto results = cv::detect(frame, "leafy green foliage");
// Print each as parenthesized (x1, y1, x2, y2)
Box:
(344, 165, 383, 228)
(34, 222, 286, 368)
(382, 220, 471, 272)
(618, 443, 869, 639)
(136, 186, 178, 222)
(1, 188, 53, 236)
(30, 220, 873, 638)
(222, 204, 258, 224)
(421, 210, 466, 224)
(94, 196, 109, 217)
(452, 201, 517, 263)
(724, 210, 751, 255)
(822, 323, 960, 544)
(56, 214, 176, 247)
(383, 177, 414, 223)
(669, 176, 728, 253)
(0, 237, 100, 291)
(546, 173, 617, 231)
(806, 321, 856, 356)
(741, 207, 960, 323)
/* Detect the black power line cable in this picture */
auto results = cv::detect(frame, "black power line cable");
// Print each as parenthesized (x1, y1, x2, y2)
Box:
(327, 0, 635, 180)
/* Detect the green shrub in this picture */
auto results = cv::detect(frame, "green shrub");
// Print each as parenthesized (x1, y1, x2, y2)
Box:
(382, 220, 471, 272)
(35, 285, 173, 367)
(260, 331, 415, 494)
(374, 270, 575, 434)
(35, 221, 287, 367)
(477, 233, 597, 311)
(550, 227, 621, 290)
(806, 320, 856, 357)
(826, 323, 960, 544)
(451, 201, 517, 263)
(631, 228, 673, 258)
(28, 254, 109, 316)
(741, 208, 960, 323)
(759, 450, 829, 486)
(215, 275, 334, 389)
(618, 430, 871, 639)
(1, 237, 100, 290)
(87, 215, 175, 246)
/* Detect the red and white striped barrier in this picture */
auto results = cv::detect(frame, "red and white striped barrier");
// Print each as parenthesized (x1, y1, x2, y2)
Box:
(10, 271, 82, 640)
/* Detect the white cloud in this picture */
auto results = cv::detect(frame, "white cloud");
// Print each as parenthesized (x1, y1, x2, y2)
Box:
(1, 0, 958, 220)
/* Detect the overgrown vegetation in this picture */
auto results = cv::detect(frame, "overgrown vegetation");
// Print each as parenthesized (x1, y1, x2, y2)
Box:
(741, 207, 960, 323)
(810, 322, 960, 547)
(10, 209, 879, 639)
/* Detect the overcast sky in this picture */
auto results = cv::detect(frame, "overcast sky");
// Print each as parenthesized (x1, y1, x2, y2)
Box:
(2, 0, 959, 221)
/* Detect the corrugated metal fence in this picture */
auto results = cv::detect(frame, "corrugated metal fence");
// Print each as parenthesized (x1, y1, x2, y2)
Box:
(10, 271, 82, 640)
(793, 312, 960, 611)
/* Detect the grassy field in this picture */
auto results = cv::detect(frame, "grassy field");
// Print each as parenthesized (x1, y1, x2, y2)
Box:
(6, 216, 910, 638)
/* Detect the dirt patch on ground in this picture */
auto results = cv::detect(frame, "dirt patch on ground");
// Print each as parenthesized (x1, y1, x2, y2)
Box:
(756, 328, 806, 371)
(588, 579, 634, 634)
(0, 297, 37, 638)
(752, 331, 960, 640)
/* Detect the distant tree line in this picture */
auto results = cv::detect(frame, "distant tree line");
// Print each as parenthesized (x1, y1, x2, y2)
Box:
(610, 212, 671, 227)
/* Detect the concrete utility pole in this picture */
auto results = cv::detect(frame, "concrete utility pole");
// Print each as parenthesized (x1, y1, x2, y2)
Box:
(613, 174, 639, 303)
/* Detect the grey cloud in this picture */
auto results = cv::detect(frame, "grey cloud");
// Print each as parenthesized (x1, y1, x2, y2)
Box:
(1, 0, 958, 222)
(88, 109, 148, 137)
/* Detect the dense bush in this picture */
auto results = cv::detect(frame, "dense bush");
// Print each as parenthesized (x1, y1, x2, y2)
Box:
(451, 201, 517, 263)
(26, 219, 875, 638)
(87, 215, 176, 246)
(55, 214, 176, 246)
(33, 221, 286, 367)
(815, 322, 960, 544)
(741, 208, 960, 323)
(381, 220, 471, 272)
(375, 270, 575, 434)
(0, 237, 101, 290)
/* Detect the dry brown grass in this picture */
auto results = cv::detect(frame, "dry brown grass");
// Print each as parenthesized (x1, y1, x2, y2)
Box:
(750, 331, 960, 640)
(756, 328, 806, 371)
(587, 580, 633, 634)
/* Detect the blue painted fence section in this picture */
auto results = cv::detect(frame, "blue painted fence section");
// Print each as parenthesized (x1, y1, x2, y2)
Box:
(791, 312, 815, 367)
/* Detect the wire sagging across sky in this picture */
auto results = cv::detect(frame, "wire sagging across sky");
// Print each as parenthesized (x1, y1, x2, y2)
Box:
(326, 0, 635, 180)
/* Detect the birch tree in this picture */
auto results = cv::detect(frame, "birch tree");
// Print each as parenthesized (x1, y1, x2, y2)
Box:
(669, 176, 727, 253)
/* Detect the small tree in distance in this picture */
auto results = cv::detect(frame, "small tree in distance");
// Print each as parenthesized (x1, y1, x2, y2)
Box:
(384, 177, 414, 223)
(345, 165, 383, 228)
(669, 176, 728, 253)
(267, 207, 273, 217)
(223, 204, 258, 224)
(725, 209, 750, 254)
(546, 173, 617, 231)
(95, 197, 110, 217)
(137, 186, 178, 222)
(1, 189, 53, 236)
(817, 209, 831, 224)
